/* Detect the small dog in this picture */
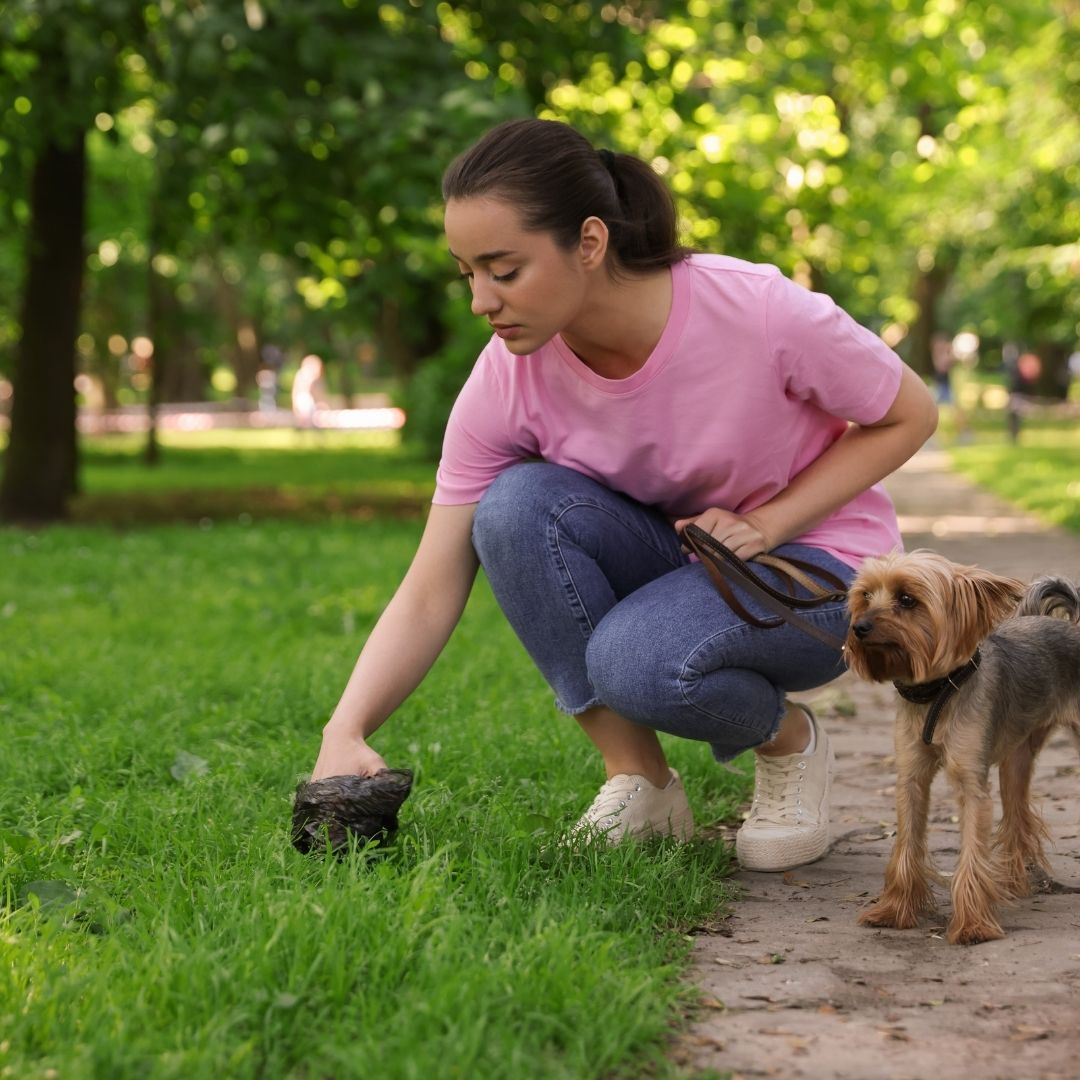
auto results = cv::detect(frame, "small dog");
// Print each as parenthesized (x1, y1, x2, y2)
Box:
(844, 550, 1080, 945)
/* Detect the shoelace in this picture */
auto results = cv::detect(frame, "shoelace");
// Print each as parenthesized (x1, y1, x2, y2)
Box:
(580, 777, 643, 827)
(748, 755, 807, 825)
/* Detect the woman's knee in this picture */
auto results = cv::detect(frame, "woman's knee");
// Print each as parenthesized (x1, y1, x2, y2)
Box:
(473, 463, 550, 558)
(475, 462, 568, 527)
(472, 462, 607, 562)
(586, 597, 784, 748)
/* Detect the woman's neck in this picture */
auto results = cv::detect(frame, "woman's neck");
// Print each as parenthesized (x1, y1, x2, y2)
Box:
(560, 267, 674, 380)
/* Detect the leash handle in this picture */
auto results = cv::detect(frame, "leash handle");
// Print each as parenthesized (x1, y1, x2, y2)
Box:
(681, 523, 848, 651)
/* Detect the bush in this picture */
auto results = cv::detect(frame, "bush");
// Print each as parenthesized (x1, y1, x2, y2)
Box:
(404, 305, 492, 458)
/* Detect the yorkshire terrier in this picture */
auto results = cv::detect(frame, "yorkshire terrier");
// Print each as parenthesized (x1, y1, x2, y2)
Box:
(844, 550, 1080, 945)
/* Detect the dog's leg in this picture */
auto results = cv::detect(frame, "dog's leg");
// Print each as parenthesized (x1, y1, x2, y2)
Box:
(859, 734, 939, 930)
(945, 762, 1005, 944)
(995, 728, 1053, 896)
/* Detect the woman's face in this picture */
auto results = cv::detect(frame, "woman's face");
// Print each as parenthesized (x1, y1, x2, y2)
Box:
(444, 196, 595, 355)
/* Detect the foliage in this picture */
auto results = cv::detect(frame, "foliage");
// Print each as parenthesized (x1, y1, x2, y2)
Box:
(0, 511, 748, 1078)
(0, 1, 1076, 508)
(0, 0, 153, 369)
(401, 292, 493, 457)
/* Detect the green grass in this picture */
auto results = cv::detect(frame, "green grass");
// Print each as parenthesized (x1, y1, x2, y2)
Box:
(66, 431, 436, 525)
(0, 502, 749, 1079)
(79, 430, 434, 497)
(937, 412, 1080, 534)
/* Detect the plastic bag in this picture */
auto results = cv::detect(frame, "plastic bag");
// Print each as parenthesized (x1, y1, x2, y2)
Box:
(291, 769, 413, 856)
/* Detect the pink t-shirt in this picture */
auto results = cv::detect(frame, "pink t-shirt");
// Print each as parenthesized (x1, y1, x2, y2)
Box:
(434, 254, 904, 568)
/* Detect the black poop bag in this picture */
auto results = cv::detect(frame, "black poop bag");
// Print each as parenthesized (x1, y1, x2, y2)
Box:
(291, 769, 413, 856)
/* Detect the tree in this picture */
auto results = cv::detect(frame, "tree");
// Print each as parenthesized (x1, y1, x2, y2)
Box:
(3, 0, 1076, 519)
(0, 0, 150, 521)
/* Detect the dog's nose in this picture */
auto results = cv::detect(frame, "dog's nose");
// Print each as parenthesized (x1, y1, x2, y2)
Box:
(852, 618, 874, 639)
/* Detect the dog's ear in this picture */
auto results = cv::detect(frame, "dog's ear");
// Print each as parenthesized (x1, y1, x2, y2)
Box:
(951, 567, 1025, 645)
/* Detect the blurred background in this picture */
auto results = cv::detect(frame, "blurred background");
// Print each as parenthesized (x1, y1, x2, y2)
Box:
(1, 0, 1077, 521)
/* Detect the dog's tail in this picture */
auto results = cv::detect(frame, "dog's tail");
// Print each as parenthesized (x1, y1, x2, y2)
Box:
(1015, 576, 1080, 622)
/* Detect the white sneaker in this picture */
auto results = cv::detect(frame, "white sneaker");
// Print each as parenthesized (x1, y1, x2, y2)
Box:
(572, 769, 694, 844)
(735, 708, 832, 872)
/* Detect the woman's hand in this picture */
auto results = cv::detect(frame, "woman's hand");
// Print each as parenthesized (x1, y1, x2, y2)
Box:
(674, 506, 773, 561)
(310, 727, 389, 781)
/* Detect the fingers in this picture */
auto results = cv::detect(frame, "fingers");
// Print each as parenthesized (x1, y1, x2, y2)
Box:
(311, 734, 389, 781)
(676, 508, 771, 560)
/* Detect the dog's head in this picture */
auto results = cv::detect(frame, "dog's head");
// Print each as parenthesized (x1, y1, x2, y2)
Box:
(844, 550, 1024, 683)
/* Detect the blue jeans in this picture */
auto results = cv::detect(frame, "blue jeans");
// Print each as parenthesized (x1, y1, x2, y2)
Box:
(471, 463, 854, 761)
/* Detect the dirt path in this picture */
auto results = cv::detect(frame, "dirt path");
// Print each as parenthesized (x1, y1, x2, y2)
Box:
(673, 447, 1080, 1080)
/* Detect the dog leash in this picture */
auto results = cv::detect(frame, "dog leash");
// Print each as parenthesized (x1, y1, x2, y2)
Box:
(894, 648, 982, 745)
(681, 523, 849, 651)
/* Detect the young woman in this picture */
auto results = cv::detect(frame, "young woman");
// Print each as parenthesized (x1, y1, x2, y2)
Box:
(309, 118, 937, 872)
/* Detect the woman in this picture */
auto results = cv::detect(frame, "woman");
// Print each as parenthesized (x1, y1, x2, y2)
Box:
(310, 118, 937, 872)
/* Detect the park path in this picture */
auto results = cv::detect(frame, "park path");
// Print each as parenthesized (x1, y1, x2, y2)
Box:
(671, 445, 1080, 1080)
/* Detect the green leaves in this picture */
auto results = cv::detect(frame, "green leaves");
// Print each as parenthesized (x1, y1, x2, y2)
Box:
(1, 0, 1076, 442)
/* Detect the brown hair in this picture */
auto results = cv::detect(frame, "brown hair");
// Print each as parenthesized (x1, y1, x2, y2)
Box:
(442, 118, 689, 275)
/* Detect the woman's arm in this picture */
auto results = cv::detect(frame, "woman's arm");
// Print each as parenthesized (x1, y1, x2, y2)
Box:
(675, 364, 938, 560)
(310, 501, 480, 780)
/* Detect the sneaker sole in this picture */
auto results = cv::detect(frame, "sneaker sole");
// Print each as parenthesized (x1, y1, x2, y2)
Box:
(735, 740, 833, 872)
(735, 823, 830, 872)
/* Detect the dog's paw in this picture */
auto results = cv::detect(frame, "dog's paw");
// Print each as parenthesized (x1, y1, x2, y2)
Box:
(947, 918, 1005, 945)
(858, 900, 922, 930)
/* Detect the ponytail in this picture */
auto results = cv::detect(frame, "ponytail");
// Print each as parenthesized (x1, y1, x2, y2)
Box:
(442, 119, 689, 275)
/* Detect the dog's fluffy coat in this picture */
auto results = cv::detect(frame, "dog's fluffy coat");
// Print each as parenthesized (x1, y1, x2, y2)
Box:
(844, 551, 1080, 945)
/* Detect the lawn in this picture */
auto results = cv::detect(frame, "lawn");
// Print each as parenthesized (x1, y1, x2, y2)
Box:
(937, 412, 1080, 534)
(71, 430, 438, 525)
(1, 433, 748, 1080)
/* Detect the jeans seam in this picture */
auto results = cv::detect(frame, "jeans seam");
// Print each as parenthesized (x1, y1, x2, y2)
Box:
(550, 496, 684, 636)
(677, 623, 769, 731)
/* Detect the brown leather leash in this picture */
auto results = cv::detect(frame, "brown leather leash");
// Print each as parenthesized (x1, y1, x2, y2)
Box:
(681, 523, 849, 651)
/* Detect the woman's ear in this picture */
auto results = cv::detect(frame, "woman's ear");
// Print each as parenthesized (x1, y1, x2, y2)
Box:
(579, 216, 609, 269)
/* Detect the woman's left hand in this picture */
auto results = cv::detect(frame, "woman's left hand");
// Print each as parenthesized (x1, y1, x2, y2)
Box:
(673, 506, 773, 561)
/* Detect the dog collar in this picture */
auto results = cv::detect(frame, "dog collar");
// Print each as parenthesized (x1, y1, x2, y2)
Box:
(893, 648, 982, 745)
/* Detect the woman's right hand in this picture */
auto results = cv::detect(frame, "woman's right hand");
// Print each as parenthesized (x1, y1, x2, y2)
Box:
(306, 503, 479, 784)
(310, 727, 389, 781)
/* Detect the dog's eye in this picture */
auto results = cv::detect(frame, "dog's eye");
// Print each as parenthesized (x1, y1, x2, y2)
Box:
(897, 593, 918, 609)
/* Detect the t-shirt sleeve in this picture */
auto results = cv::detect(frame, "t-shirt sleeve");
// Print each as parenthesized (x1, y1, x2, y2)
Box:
(766, 272, 903, 425)
(433, 343, 526, 505)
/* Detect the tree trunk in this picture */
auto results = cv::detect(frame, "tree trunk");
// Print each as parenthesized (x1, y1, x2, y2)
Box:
(0, 135, 86, 522)
(145, 193, 170, 465)
(145, 255, 165, 466)
(218, 270, 261, 397)
(376, 288, 447, 379)
(376, 297, 414, 378)
(908, 261, 951, 378)
(1034, 341, 1070, 399)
